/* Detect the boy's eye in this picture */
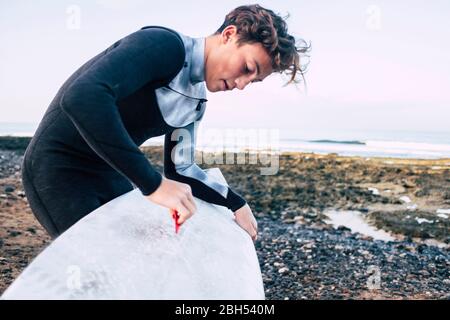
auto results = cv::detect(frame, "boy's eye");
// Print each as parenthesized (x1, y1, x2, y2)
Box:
(245, 65, 251, 73)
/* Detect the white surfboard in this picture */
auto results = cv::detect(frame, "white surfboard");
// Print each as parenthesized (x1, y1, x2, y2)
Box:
(1, 168, 265, 300)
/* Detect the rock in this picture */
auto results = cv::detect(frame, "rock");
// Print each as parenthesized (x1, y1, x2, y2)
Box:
(294, 216, 305, 224)
(306, 211, 318, 218)
(303, 242, 315, 249)
(414, 189, 429, 197)
(273, 262, 284, 267)
(417, 244, 427, 254)
(4, 185, 15, 193)
(8, 230, 21, 237)
(399, 196, 412, 203)
(278, 267, 289, 274)
(434, 255, 446, 263)
(402, 179, 416, 188)
(360, 234, 374, 241)
(337, 226, 351, 232)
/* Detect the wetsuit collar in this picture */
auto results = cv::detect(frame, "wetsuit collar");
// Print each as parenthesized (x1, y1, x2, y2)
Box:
(190, 37, 205, 84)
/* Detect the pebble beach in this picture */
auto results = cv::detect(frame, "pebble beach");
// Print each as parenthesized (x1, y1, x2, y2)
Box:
(0, 136, 449, 299)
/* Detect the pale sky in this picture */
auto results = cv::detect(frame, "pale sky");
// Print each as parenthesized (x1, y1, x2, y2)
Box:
(1, 0, 449, 138)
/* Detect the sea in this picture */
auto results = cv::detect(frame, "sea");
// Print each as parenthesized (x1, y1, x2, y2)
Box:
(1, 122, 449, 159)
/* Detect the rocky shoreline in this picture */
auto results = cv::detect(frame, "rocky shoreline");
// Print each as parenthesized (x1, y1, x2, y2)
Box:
(0, 136, 448, 299)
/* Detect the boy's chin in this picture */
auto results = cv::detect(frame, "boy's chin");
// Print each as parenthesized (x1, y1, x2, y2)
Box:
(205, 80, 221, 93)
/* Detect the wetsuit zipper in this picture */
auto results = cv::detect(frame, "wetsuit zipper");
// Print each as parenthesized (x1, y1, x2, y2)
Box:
(164, 85, 208, 111)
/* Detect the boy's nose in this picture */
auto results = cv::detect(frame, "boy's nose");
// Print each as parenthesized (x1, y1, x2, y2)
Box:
(235, 78, 250, 90)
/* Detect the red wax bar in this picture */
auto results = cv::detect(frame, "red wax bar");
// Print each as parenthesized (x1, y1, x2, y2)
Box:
(171, 209, 181, 234)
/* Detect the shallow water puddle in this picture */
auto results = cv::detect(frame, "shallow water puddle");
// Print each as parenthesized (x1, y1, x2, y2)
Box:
(324, 210, 396, 241)
(323, 210, 449, 248)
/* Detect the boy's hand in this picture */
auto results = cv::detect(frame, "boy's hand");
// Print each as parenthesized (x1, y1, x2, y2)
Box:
(234, 204, 258, 242)
(146, 176, 197, 225)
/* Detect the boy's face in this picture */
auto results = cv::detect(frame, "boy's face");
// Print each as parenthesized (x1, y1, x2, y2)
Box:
(205, 25, 273, 93)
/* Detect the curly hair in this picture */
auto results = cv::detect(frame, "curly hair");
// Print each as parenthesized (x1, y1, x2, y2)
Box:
(214, 4, 311, 88)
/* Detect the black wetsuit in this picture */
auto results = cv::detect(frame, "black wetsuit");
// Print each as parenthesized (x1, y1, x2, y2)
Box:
(22, 25, 246, 239)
